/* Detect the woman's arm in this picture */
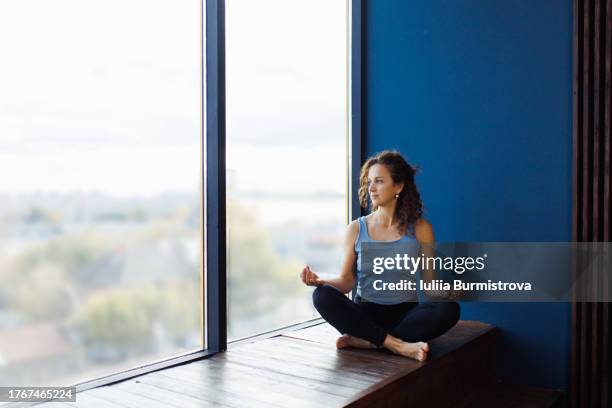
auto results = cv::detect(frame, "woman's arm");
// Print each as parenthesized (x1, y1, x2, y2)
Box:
(415, 218, 435, 284)
(415, 219, 444, 298)
(321, 220, 359, 294)
(300, 220, 358, 294)
(416, 219, 460, 300)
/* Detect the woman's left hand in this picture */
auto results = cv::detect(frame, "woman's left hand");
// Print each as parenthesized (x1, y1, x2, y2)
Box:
(300, 266, 326, 287)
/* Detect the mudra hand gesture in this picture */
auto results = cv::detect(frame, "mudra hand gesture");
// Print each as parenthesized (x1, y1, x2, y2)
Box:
(300, 265, 326, 287)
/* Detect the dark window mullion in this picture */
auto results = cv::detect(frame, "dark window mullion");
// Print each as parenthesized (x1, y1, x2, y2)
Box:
(205, 0, 227, 353)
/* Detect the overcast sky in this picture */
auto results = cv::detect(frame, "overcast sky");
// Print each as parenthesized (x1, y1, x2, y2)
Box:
(0, 0, 346, 197)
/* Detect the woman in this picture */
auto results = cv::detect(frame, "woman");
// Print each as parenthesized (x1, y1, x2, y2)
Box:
(299, 150, 460, 361)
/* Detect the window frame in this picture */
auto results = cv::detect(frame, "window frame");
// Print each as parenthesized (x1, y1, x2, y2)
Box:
(72, 0, 362, 392)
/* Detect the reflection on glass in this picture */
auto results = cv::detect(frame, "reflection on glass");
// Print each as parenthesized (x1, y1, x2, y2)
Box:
(226, 0, 348, 340)
(0, 0, 202, 386)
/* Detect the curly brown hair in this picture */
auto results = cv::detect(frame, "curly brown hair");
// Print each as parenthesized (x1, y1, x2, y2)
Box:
(358, 150, 424, 237)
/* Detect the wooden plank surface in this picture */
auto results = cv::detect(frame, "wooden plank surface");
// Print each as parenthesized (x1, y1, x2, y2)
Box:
(36, 320, 497, 407)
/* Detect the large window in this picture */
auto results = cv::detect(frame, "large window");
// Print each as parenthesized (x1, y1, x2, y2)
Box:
(0, 0, 202, 386)
(0, 0, 354, 388)
(225, 0, 348, 340)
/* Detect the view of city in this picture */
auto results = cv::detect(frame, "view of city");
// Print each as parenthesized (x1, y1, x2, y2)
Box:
(0, 193, 202, 386)
(0, 0, 347, 387)
(225, 0, 347, 339)
(0, 0, 204, 387)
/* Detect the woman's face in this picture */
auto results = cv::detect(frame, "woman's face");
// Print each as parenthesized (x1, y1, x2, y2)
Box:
(367, 164, 402, 207)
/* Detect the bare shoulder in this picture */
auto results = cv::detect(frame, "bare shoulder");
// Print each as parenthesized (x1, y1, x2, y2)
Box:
(414, 218, 435, 243)
(345, 219, 360, 245)
(346, 219, 360, 237)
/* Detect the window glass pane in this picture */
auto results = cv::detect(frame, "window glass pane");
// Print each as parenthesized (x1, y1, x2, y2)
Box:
(226, 0, 347, 340)
(0, 0, 202, 386)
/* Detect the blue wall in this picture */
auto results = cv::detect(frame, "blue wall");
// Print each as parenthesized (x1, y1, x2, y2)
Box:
(365, 0, 573, 390)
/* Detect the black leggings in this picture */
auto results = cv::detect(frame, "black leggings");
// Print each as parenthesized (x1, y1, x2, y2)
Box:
(312, 284, 460, 348)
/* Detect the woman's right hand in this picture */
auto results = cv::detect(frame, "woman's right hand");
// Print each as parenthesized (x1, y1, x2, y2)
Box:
(300, 265, 325, 287)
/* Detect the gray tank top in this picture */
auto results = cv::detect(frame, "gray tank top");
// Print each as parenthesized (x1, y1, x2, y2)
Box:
(354, 216, 420, 304)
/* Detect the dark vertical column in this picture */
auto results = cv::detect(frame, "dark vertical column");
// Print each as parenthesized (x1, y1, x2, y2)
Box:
(350, 0, 365, 222)
(601, 0, 612, 407)
(205, 0, 227, 353)
(571, 0, 581, 402)
(571, 1, 611, 407)
(592, 0, 601, 403)
(350, 0, 365, 300)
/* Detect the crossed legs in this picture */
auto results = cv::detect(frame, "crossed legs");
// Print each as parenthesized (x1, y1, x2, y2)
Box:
(312, 284, 460, 361)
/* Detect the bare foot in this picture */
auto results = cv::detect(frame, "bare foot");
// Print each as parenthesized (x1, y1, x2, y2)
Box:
(336, 334, 376, 349)
(383, 335, 429, 361)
